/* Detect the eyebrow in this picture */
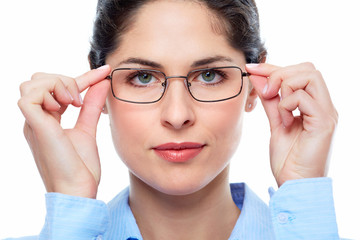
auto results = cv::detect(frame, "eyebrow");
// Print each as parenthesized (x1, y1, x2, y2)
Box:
(117, 55, 234, 69)
(190, 56, 233, 68)
(118, 58, 162, 69)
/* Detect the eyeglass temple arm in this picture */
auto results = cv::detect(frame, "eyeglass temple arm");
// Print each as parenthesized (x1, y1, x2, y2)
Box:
(106, 72, 250, 79)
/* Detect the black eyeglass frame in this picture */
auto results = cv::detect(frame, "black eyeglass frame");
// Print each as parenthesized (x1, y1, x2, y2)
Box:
(106, 66, 250, 104)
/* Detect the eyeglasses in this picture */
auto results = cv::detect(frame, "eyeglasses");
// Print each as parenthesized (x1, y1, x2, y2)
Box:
(106, 66, 249, 104)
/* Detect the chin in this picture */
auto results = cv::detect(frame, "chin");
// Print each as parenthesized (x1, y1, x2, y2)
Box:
(134, 169, 215, 197)
(154, 180, 209, 196)
(127, 150, 231, 197)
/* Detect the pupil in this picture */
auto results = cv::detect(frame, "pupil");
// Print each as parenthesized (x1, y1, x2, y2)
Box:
(202, 71, 215, 82)
(139, 73, 151, 83)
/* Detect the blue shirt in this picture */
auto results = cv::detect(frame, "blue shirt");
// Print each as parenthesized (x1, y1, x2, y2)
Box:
(4, 178, 344, 240)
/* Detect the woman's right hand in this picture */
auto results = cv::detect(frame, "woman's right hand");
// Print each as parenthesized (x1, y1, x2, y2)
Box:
(17, 65, 111, 199)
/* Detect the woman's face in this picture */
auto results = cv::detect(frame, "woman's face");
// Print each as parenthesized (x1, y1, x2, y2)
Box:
(106, 0, 253, 195)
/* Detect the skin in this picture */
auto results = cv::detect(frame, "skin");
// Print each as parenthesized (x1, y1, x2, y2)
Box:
(104, 2, 251, 238)
(17, 0, 338, 239)
(248, 63, 338, 186)
(105, 0, 250, 196)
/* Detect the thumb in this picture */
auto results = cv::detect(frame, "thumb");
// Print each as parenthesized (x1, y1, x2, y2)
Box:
(76, 65, 111, 92)
(75, 80, 110, 137)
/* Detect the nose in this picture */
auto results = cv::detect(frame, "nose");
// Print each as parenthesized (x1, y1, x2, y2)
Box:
(160, 77, 195, 130)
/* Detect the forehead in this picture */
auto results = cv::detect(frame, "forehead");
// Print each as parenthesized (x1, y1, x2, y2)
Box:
(108, 0, 245, 69)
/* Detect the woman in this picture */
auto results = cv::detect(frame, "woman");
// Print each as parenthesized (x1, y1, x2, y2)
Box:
(11, 0, 341, 239)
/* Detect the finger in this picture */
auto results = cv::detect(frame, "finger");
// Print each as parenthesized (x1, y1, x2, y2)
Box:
(29, 67, 111, 107)
(267, 63, 319, 99)
(28, 73, 83, 107)
(75, 65, 111, 92)
(246, 63, 281, 77)
(23, 121, 35, 146)
(20, 73, 82, 107)
(249, 74, 282, 130)
(57, 76, 82, 107)
(51, 76, 82, 107)
(278, 89, 319, 128)
(19, 78, 73, 116)
(246, 62, 318, 99)
(246, 63, 281, 99)
(280, 70, 332, 110)
(75, 80, 111, 137)
(43, 92, 61, 112)
(18, 94, 57, 128)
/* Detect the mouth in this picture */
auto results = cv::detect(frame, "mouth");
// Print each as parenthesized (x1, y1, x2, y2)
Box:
(152, 142, 205, 163)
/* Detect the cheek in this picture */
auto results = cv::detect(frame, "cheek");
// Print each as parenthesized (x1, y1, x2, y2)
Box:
(206, 99, 244, 140)
(107, 99, 157, 161)
(202, 78, 249, 141)
(200, 96, 246, 163)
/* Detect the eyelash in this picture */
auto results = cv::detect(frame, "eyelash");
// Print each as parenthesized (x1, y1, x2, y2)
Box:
(124, 69, 229, 87)
(125, 70, 160, 87)
(193, 70, 228, 86)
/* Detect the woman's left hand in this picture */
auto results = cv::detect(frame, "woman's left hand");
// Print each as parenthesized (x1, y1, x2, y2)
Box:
(246, 63, 338, 187)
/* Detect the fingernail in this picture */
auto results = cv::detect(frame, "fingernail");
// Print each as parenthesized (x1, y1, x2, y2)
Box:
(97, 64, 109, 70)
(246, 64, 260, 68)
(262, 83, 268, 95)
(66, 90, 74, 101)
(79, 93, 83, 105)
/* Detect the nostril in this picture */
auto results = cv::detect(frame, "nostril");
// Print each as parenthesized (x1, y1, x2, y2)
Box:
(162, 112, 194, 130)
(183, 120, 192, 127)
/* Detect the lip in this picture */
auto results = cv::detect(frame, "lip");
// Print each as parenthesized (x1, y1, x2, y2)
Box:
(153, 142, 205, 163)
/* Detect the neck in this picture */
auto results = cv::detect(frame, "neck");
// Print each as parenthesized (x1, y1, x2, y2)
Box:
(129, 166, 240, 240)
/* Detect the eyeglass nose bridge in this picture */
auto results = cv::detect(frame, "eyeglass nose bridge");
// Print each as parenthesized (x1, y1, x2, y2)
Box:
(166, 75, 188, 79)
(163, 75, 191, 88)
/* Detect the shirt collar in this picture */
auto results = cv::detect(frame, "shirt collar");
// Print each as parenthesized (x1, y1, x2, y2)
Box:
(106, 188, 143, 240)
(229, 183, 275, 240)
(106, 183, 274, 240)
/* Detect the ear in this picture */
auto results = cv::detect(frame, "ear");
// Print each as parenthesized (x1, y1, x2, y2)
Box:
(245, 55, 266, 112)
(245, 87, 258, 112)
(259, 52, 267, 64)
(102, 103, 108, 114)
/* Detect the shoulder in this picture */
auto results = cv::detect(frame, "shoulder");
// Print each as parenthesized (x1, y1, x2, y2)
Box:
(107, 187, 130, 210)
(2, 236, 38, 240)
(104, 187, 143, 239)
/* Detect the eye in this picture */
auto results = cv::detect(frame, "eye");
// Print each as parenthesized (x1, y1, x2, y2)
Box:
(126, 70, 163, 87)
(201, 71, 216, 82)
(136, 72, 154, 84)
(193, 69, 226, 85)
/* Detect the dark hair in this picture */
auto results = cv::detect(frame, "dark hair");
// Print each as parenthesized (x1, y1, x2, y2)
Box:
(88, 0, 267, 69)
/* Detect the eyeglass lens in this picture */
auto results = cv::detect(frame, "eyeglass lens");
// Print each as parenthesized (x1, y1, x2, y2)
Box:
(110, 67, 244, 103)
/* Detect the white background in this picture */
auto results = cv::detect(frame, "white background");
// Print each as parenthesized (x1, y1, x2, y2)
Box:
(0, 0, 359, 239)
